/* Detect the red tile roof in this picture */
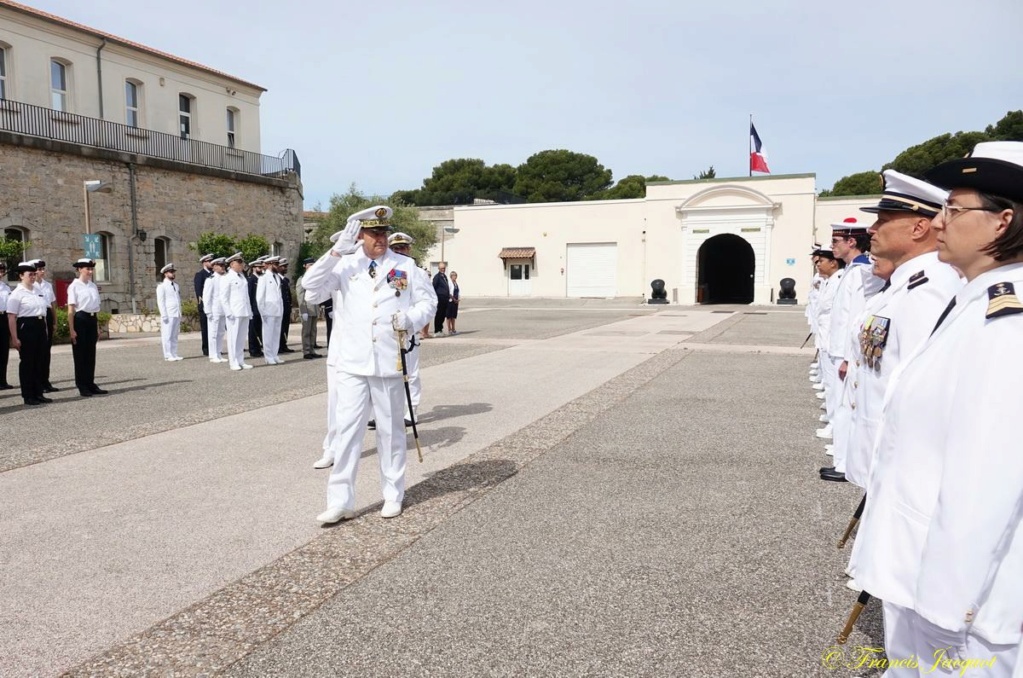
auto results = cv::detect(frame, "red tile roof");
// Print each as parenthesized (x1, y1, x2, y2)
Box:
(498, 247, 536, 259)
(1, 0, 266, 92)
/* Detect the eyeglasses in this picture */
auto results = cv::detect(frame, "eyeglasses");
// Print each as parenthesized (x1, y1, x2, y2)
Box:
(942, 202, 1001, 222)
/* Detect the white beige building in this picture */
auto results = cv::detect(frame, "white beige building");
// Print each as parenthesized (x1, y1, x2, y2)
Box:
(428, 175, 877, 305)
(0, 0, 263, 151)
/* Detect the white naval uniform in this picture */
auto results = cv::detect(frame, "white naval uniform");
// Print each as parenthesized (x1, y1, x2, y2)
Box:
(302, 247, 437, 512)
(404, 263, 432, 414)
(156, 278, 182, 359)
(320, 289, 344, 457)
(203, 273, 226, 359)
(256, 271, 284, 364)
(813, 268, 845, 416)
(219, 269, 253, 369)
(855, 262, 1023, 675)
(828, 258, 885, 472)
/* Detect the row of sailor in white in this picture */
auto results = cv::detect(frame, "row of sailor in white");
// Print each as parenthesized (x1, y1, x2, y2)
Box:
(156, 263, 183, 361)
(301, 206, 437, 521)
(853, 142, 1023, 672)
(256, 255, 285, 365)
(202, 258, 228, 362)
(219, 252, 254, 370)
(812, 251, 845, 424)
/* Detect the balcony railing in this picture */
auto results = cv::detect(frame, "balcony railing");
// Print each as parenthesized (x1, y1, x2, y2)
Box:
(0, 98, 300, 179)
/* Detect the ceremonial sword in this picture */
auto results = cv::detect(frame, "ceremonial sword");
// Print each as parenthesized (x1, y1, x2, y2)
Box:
(396, 328, 424, 463)
(838, 590, 871, 644)
(838, 494, 866, 549)
(800, 332, 814, 349)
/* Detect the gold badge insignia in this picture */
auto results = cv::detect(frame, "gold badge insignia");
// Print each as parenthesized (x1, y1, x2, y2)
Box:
(375, 207, 388, 219)
(986, 282, 1023, 319)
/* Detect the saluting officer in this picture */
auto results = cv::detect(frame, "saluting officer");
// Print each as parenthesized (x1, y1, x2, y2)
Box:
(0, 261, 13, 390)
(220, 252, 254, 371)
(855, 141, 1023, 669)
(67, 258, 107, 396)
(157, 263, 184, 361)
(302, 206, 437, 522)
(7, 261, 50, 405)
(203, 257, 228, 363)
(194, 254, 214, 356)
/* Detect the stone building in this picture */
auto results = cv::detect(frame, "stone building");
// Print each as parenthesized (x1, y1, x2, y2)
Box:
(0, 0, 302, 312)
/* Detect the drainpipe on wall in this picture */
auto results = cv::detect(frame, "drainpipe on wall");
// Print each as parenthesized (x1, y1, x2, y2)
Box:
(128, 163, 139, 314)
(95, 38, 107, 119)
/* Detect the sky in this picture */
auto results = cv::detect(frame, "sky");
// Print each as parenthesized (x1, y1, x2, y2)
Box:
(24, 0, 1023, 209)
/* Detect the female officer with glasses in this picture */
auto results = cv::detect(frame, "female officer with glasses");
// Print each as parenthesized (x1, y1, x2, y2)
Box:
(67, 258, 107, 397)
(852, 142, 1023, 673)
(6, 261, 50, 406)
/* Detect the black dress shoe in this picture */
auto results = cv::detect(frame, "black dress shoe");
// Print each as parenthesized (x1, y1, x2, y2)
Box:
(367, 419, 376, 430)
(0, 383, 15, 390)
(89, 386, 109, 395)
(819, 466, 835, 474)
(404, 418, 413, 427)
(43, 385, 59, 393)
(280, 347, 296, 353)
(79, 390, 94, 397)
(303, 353, 315, 360)
(820, 469, 848, 482)
(37, 395, 54, 403)
(24, 398, 44, 406)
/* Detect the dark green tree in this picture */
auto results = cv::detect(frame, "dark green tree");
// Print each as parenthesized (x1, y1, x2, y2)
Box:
(985, 110, 1023, 141)
(191, 233, 235, 259)
(236, 234, 271, 264)
(694, 166, 716, 180)
(820, 171, 883, 197)
(884, 131, 991, 178)
(590, 174, 672, 200)
(392, 159, 519, 206)
(309, 185, 437, 264)
(514, 150, 613, 203)
(0, 236, 30, 279)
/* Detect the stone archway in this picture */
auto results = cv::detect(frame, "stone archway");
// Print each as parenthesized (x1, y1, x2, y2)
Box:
(697, 234, 755, 304)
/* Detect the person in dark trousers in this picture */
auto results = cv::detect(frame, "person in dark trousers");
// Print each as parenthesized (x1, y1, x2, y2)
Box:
(0, 261, 13, 390)
(321, 297, 333, 346)
(194, 254, 214, 356)
(7, 261, 50, 406)
(67, 258, 107, 396)
(278, 259, 295, 353)
(432, 262, 450, 335)
(247, 257, 264, 357)
(30, 260, 59, 391)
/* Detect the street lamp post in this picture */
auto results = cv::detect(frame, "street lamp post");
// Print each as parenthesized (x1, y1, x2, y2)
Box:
(440, 225, 460, 265)
(83, 180, 112, 234)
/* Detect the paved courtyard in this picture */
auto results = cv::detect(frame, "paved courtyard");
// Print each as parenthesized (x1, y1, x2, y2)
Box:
(0, 301, 883, 677)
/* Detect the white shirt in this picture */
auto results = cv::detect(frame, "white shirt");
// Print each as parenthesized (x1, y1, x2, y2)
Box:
(67, 278, 102, 313)
(302, 248, 437, 378)
(156, 278, 182, 319)
(219, 269, 253, 319)
(7, 284, 49, 318)
(855, 262, 1023, 645)
(203, 273, 225, 317)
(35, 279, 56, 306)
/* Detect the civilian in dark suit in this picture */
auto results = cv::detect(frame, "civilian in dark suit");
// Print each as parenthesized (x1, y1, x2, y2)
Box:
(194, 254, 214, 355)
(432, 262, 450, 334)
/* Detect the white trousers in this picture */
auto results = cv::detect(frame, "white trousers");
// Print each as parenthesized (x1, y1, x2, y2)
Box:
(832, 371, 856, 475)
(208, 315, 226, 359)
(225, 316, 249, 368)
(261, 314, 282, 363)
(160, 317, 180, 359)
(321, 365, 338, 454)
(883, 602, 1018, 677)
(406, 341, 421, 411)
(326, 372, 407, 511)
(821, 352, 843, 419)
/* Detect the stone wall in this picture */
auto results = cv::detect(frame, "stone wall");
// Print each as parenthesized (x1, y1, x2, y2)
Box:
(0, 136, 303, 314)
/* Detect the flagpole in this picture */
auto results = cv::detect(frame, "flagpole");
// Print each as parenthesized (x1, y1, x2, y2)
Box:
(748, 113, 752, 178)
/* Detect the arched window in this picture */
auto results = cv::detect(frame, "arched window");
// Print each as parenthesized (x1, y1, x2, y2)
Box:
(94, 232, 111, 282)
(178, 93, 195, 140)
(125, 79, 143, 128)
(3, 226, 28, 281)
(226, 107, 239, 148)
(50, 58, 71, 111)
(0, 42, 10, 100)
(154, 236, 170, 276)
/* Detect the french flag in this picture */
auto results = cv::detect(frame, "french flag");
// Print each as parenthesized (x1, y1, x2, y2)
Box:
(750, 123, 771, 174)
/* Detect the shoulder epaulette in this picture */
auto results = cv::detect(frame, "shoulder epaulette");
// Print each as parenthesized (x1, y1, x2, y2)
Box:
(907, 270, 929, 290)
(987, 282, 1023, 319)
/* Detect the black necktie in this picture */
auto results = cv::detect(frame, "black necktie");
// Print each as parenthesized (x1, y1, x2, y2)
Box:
(369, 261, 377, 278)
(931, 297, 957, 335)
(880, 280, 891, 292)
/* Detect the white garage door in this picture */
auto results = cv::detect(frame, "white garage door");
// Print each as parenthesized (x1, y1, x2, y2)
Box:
(566, 243, 617, 297)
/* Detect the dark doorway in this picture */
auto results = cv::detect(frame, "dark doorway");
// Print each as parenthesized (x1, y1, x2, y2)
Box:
(697, 234, 755, 304)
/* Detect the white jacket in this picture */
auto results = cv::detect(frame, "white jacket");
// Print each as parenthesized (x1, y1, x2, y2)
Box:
(828, 259, 883, 359)
(302, 248, 437, 378)
(855, 262, 1023, 645)
(156, 279, 182, 320)
(256, 271, 284, 318)
(813, 269, 845, 351)
(219, 269, 252, 319)
(202, 273, 225, 318)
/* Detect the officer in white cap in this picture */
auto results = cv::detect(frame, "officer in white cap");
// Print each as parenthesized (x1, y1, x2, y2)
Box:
(195, 254, 215, 356)
(385, 231, 428, 423)
(247, 257, 265, 358)
(67, 258, 106, 396)
(302, 206, 437, 520)
(0, 260, 12, 390)
(203, 258, 228, 362)
(29, 259, 59, 392)
(220, 252, 254, 370)
(157, 263, 184, 361)
(855, 142, 1023, 670)
(7, 261, 50, 405)
(256, 255, 285, 364)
